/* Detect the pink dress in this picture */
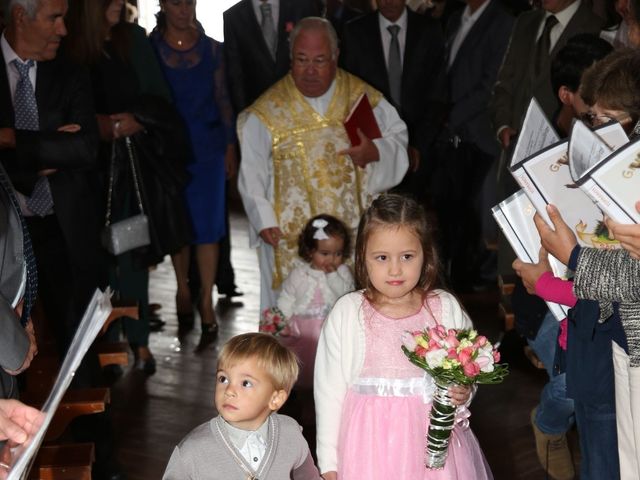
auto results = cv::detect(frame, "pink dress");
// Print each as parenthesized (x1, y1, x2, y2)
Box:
(279, 288, 329, 389)
(337, 297, 492, 480)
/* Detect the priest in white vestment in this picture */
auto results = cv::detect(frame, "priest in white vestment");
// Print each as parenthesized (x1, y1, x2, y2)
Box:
(238, 17, 409, 310)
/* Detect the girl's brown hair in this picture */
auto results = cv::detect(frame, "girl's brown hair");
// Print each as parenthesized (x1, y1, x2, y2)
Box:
(354, 194, 440, 301)
(298, 214, 351, 262)
(65, 0, 131, 65)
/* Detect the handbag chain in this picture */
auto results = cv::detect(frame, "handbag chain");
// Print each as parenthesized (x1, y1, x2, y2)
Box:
(104, 137, 146, 227)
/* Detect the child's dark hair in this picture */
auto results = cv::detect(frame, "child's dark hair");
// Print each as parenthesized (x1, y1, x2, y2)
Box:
(298, 214, 351, 262)
(354, 194, 440, 300)
(550, 34, 613, 95)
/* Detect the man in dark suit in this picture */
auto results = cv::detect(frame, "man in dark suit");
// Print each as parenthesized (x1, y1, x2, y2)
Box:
(0, 162, 37, 400)
(490, 0, 602, 157)
(223, 0, 321, 114)
(340, 0, 446, 202)
(434, 0, 513, 290)
(0, 0, 104, 359)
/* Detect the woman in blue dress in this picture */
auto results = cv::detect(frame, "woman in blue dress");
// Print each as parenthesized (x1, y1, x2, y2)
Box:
(151, 0, 236, 339)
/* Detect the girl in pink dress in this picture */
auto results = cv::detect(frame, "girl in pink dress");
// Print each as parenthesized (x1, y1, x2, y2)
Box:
(315, 194, 493, 480)
(276, 214, 354, 389)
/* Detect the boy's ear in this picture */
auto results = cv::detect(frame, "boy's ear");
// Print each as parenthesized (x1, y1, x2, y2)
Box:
(558, 86, 573, 106)
(269, 389, 289, 411)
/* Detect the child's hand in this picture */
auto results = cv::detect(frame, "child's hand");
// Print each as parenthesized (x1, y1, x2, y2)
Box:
(512, 248, 552, 294)
(448, 385, 472, 406)
(322, 472, 337, 480)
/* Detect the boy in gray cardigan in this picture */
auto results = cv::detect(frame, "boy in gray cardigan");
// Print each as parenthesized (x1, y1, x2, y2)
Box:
(163, 333, 322, 479)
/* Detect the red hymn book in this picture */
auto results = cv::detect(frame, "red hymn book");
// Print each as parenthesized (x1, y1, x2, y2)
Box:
(343, 93, 382, 147)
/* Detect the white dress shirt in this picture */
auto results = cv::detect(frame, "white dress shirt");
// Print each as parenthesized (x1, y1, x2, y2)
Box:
(378, 9, 408, 69)
(252, 0, 279, 28)
(224, 418, 270, 469)
(447, 0, 491, 68)
(536, 0, 582, 52)
(1, 33, 37, 100)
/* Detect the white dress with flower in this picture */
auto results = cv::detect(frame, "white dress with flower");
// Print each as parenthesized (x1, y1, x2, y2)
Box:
(277, 263, 354, 388)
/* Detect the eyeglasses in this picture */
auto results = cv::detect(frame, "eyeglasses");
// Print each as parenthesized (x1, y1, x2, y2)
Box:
(581, 111, 633, 128)
(293, 56, 332, 69)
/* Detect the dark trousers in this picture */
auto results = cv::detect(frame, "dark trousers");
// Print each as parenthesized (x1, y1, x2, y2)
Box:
(432, 141, 495, 287)
(26, 215, 104, 387)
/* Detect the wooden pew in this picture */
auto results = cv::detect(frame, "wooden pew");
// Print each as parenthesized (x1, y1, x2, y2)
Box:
(30, 443, 94, 480)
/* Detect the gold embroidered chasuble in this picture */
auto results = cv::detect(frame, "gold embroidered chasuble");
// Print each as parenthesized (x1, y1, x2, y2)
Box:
(247, 69, 383, 289)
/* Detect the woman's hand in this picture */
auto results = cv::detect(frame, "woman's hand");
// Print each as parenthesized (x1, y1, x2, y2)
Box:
(110, 112, 144, 139)
(512, 248, 552, 294)
(605, 202, 640, 259)
(448, 384, 472, 406)
(533, 205, 577, 266)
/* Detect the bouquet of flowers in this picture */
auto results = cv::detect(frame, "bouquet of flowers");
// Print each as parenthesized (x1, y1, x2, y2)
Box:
(259, 306, 289, 336)
(402, 326, 508, 469)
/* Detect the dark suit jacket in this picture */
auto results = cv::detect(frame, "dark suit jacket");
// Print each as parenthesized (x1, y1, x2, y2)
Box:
(340, 9, 446, 154)
(0, 165, 29, 375)
(0, 50, 103, 271)
(223, 0, 320, 114)
(490, 1, 602, 133)
(445, 0, 514, 157)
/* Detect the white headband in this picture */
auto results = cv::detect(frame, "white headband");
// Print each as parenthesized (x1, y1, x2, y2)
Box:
(312, 218, 329, 240)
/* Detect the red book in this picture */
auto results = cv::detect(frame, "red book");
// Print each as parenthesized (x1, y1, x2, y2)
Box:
(343, 93, 382, 147)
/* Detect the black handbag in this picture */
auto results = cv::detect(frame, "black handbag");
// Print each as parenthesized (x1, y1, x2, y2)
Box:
(101, 137, 150, 255)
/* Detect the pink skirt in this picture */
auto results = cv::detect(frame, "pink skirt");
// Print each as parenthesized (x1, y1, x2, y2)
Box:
(278, 315, 324, 389)
(337, 389, 493, 480)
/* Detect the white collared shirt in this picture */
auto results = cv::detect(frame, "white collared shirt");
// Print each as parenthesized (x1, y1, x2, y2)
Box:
(252, 0, 279, 28)
(536, 0, 581, 52)
(448, 0, 491, 68)
(224, 418, 269, 469)
(1, 33, 37, 102)
(378, 8, 408, 69)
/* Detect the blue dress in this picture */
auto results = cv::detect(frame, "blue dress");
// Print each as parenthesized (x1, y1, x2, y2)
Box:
(151, 32, 233, 244)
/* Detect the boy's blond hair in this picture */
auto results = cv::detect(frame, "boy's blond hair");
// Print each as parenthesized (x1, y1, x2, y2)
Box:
(218, 333, 299, 393)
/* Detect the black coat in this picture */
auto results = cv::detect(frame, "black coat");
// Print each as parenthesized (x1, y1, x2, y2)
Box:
(111, 95, 193, 267)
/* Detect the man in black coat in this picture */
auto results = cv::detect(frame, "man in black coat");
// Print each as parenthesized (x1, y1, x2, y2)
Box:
(0, 0, 105, 358)
(340, 0, 446, 202)
(223, 0, 321, 114)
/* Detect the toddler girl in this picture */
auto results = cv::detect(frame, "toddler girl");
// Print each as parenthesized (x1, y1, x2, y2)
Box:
(314, 194, 492, 480)
(275, 214, 354, 388)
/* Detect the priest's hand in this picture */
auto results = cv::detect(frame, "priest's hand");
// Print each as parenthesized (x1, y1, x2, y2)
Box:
(533, 205, 577, 266)
(339, 129, 379, 168)
(260, 227, 283, 247)
(0, 399, 43, 444)
(605, 201, 640, 259)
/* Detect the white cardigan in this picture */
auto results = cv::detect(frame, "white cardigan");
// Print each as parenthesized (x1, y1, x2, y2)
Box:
(313, 289, 472, 474)
(277, 263, 354, 318)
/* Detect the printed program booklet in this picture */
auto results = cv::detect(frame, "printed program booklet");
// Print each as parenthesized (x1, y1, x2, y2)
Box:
(509, 98, 560, 169)
(510, 122, 629, 254)
(492, 190, 569, 321)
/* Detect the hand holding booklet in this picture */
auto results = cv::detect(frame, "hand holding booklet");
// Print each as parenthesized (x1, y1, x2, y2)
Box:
(343, 92, 381, 147)
(2, 289, 112, 480)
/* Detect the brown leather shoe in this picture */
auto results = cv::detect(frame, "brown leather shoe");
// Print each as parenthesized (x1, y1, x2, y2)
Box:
(530, 408, 575, 480)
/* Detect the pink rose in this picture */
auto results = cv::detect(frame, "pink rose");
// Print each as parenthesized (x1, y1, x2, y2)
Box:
(474, 336, 488, 348)
(476, 355, 491, 369)
(447, 348, 458, 359)
(458, 347, 473, 365)
(415, 346, 428, 358)
(493, 350, 501, 362)
(445, 332, 460, 348)
(261, 324, 276, 333)
(463, 361, 481, 377)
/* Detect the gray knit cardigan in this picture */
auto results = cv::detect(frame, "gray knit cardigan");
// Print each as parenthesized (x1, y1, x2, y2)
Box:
(573, 247, 640, 366)
(163, 414, 322, 479)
